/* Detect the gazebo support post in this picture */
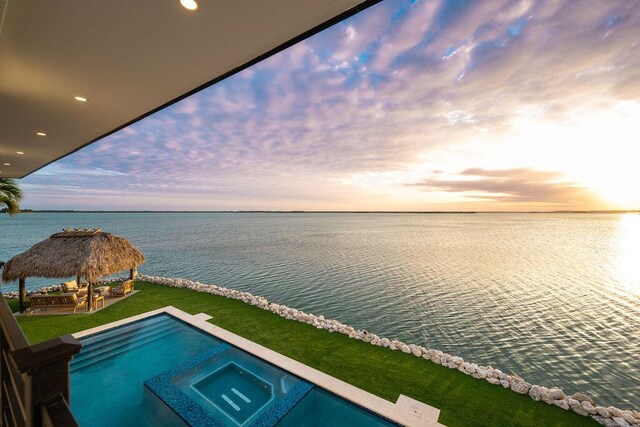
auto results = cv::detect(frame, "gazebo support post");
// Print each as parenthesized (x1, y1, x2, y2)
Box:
(129, 268, 136, 280)
(19, 277, 26, 314)
(86, 281, 93, 312)
(77, 274, 82, 288)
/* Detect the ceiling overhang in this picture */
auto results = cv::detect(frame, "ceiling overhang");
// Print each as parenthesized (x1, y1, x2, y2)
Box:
(0, 0, 376, 178)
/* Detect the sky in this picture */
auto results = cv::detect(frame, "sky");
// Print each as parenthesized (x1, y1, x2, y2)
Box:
(21, 0, 640, 211)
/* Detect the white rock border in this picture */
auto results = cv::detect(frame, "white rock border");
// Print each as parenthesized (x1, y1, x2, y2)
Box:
(6, 275, 639, 427)
(2, 284, 62, 299)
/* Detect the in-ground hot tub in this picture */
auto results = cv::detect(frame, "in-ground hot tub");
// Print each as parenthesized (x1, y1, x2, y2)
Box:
(188, 362, 274, 423)
(145, 345, 313, 426)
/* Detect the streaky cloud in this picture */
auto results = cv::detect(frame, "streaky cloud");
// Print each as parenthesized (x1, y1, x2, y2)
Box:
(410, 167, 597, 205)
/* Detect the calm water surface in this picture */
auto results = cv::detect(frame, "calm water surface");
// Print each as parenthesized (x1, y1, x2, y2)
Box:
(1, 212, 639, 408)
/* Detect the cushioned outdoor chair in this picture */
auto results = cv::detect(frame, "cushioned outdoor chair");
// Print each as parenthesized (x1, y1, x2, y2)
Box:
(62, 280, 78, 293)
(62, 280, 88, 296)
(109, 280, 134, 297)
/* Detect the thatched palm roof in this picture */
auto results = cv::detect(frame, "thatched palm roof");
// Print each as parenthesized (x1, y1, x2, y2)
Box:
(1, 229, 145, 283)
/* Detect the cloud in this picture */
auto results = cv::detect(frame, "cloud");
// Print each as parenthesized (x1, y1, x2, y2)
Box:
(20, 0, 640, 210)
(32, 164, 126, 177)
(410, 168, 597, 205)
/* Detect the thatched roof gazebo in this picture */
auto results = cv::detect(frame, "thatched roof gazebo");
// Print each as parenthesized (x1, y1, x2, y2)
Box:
(2, 229, 145, 313)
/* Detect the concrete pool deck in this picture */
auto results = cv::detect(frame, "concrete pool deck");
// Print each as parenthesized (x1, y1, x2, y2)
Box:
(72, 306, 444, 427)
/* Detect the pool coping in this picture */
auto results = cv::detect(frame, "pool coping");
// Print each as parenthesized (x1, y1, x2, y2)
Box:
(72, 306, 444, 427)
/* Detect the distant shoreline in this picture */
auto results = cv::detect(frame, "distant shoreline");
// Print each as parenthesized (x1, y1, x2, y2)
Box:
(11, 210, 640, 214)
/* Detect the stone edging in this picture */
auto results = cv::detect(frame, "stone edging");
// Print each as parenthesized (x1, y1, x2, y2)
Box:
(2, 285, 62, 299)
(6, 276, 639, 427)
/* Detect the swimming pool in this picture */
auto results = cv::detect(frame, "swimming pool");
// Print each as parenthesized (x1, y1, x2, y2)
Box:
(70, 315, 221, 426)
(70, 313, 399, 426)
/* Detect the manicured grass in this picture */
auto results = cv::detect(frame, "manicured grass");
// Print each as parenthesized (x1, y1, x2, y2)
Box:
(13, 282, 596, 427)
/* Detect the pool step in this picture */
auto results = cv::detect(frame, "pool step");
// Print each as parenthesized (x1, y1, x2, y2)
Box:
(74, 322, 182, 364)
(72, 324, 183, 371)
(72, 319, 183, 371)
(80, 315, 173, 350)
(73, 316, 177, 360)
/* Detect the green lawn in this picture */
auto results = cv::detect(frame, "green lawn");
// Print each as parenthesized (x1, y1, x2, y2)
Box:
(12, 282, 596, 427)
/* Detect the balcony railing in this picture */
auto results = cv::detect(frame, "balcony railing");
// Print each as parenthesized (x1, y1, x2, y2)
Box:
(0, 294, 81, 427)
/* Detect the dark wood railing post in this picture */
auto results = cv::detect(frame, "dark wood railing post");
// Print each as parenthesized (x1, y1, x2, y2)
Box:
(40, 395, 78, 427)
(11, 335, 82, 425)
(1, 294, 82, 426)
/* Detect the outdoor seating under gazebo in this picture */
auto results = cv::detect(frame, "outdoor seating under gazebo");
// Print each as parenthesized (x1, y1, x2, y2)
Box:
(1, 228, 145, 314)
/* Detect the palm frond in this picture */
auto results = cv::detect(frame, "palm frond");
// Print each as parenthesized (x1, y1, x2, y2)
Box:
(0, 178, 23, 215)
(0, 196, 19, 215)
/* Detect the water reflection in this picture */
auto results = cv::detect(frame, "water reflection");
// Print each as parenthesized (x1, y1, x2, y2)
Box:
(615, 214, 640, 295)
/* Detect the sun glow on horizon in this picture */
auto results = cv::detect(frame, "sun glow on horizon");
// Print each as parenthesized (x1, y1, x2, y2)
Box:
(508, 101, 640, 208)
(340, 100, 640, 210)
(472, 101, 640, 209)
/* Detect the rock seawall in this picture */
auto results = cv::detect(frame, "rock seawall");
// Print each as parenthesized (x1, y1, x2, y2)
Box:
(2, 285, 62, 299)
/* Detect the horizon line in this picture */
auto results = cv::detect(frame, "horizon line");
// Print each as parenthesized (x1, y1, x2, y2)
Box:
(10, 209, 640, 214)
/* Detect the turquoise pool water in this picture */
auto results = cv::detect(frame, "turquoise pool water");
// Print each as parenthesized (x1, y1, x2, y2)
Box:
(70, 315, 222, 426)
(277, 388, 396, 426)
(71, 314, 397, 426)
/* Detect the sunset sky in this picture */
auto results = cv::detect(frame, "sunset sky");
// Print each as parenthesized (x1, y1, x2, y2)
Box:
(21, 0, 640, 211)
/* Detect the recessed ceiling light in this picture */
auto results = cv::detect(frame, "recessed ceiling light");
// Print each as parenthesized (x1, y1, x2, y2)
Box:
(3, 163, 9, 166)
(74, 96, 88, 102)
(16, 152, 24, 155)
(36, 132, 46, 136)
(180, 0, 198, 11)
